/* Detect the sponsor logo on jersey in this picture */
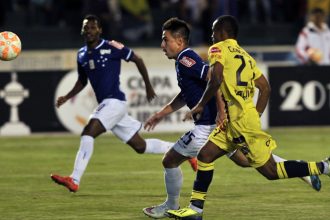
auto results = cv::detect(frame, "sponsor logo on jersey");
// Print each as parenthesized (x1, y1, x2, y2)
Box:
(100, 49, 111, 55)
(109, 40, 124, 49)
(210, 47, 221, 54)
(179, 56, 196, 67)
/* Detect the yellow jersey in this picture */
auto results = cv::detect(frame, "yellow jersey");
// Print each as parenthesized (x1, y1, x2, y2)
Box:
(208, 39, 262, 121)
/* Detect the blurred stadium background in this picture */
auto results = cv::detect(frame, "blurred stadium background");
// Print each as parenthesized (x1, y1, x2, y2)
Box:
(1, 1, 330, 220)
(1, 0, 330, 135)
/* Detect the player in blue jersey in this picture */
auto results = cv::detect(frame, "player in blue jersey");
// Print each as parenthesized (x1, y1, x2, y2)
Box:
(50, 14, 197, 193)
(142, 17, 321, 219)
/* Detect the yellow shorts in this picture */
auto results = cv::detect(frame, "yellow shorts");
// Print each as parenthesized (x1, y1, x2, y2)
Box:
(209, 109, 277, 168)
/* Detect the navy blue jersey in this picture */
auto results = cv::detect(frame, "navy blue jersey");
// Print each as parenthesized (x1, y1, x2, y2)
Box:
(77, 39, 133, 103)
(176, 48, 217, 125)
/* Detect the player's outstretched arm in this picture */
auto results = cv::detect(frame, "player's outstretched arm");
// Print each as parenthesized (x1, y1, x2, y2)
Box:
(56, 78, 87, 108)
(144, 93, 186, 131)
(130, 53, 156, 102)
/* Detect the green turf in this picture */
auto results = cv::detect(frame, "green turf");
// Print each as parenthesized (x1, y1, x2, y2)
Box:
(0, 127, 329, 220)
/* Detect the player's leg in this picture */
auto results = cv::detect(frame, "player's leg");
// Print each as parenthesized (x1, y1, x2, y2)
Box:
(51, 118, 106, 192)
(143, 125, 214, 218)
(228, 149, 250, 167)
(51, 98, 123, 192)
(167, 140, 228, 218)
(256, 155, 329, 181)
(127, 132, 173, 154)
(143, 148, 187, 218)
(272, 154, 321, 191)
(229, 151, 321, 191)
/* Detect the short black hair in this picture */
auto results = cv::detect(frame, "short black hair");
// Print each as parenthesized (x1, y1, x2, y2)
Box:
(83, 14, 102, 28)
(162, 17, 190, 44)
(214, 15, 239, 38)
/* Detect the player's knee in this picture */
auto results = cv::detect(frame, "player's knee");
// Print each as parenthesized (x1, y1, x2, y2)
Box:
(127, 138, 146, 154)
(162, 157, 171, 168)
(263, 171, 279, 180)
(197, 151, 212, 163)
(132, 145, 145, 154)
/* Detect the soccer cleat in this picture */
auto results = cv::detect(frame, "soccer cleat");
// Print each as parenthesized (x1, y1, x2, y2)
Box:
(188, 158, 198, 172)
(310, 175, 321, 191)
(143, 202, 172, 219)
(167, 207, 202, 219)
(50, 174, 79, 192)
(301, 175, 321, 191)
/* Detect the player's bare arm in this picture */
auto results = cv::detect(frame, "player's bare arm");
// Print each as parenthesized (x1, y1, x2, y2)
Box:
(254, 74, 271, 116)
(56, 78, 87, 108)
(215, 90, 227, 129)
(130, 53, 156, 102)
(144, 93, 186, 131)
(183, 62, 223, 121)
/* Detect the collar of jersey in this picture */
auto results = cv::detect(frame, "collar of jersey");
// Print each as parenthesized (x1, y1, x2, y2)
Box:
(176, 47, 191, 61)
(86, 39, 105, 51)
(223, 39, 237, 45)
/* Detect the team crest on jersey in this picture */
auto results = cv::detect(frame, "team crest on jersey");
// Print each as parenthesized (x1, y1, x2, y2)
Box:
(179, 56, 196, 67)
(100, 49, 111, 55)
(109, 40, 124, 49)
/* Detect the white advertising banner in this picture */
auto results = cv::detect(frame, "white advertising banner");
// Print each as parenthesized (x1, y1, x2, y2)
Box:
(1, 48, 268, 134)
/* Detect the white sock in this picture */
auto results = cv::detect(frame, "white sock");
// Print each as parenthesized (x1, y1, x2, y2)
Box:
(272, 154, 286, 162)
(70, 135, 94, 184)
(144, 139, 173, 154)
(322, 161, 329, 174)
(164, 168, 182, 209)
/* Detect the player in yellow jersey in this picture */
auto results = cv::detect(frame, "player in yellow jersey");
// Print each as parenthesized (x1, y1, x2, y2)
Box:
(167, 15, 330, 219)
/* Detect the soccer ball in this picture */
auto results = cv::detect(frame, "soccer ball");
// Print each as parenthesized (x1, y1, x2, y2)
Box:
(0, 31, 22, 61)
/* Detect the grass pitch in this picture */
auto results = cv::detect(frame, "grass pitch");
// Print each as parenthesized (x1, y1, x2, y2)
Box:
(0, 127, 329, 220)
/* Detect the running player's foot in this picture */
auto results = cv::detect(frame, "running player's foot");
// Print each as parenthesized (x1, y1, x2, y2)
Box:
(188, 158, 197, 172)
(310, 175, 321, 191)
(50, 174, 79, 192)
(167, 207, 202, 219)
(323, 157, 330, 176)
(301, 175, 321, 191)
(143, 202, 174, 219)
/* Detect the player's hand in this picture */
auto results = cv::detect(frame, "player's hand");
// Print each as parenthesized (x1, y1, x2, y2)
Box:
(146, 86, 157, 102)
(56, 96, 68, 108)
(216, 111, 228, 131)
(144, 113, 163, 131)
(183, 105, 204, 122)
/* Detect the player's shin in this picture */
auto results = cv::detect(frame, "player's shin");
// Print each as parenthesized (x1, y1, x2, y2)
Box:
(190, 160, 215, 210)
(276, 161, 323, 179)
(71, 135, 94, 184)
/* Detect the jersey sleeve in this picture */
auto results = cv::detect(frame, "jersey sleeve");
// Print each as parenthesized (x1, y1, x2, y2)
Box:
(177, 54, 209, 80)
(208, 44, 224, 66)
(108, 40, 134, 61)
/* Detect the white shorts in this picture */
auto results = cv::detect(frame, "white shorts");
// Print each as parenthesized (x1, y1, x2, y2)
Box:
(90, 98, 141, 143)
(173, 125, 216, 158)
